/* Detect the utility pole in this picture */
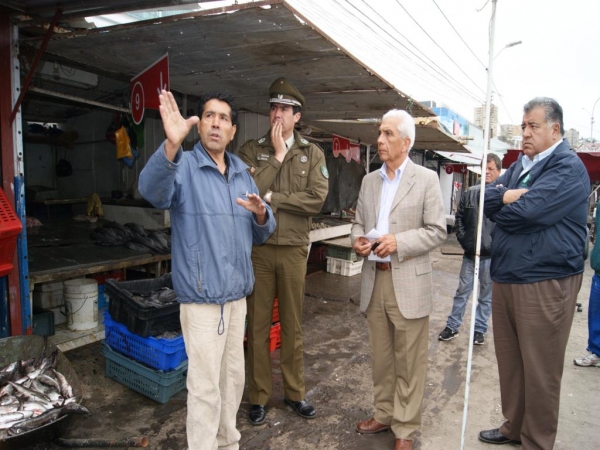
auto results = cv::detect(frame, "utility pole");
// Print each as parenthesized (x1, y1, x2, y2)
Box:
(461, 0, 496, 449)
(592, 96, 600, 141)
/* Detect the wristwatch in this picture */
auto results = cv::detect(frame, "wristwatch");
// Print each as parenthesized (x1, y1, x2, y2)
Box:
(264, 190, 273, 204)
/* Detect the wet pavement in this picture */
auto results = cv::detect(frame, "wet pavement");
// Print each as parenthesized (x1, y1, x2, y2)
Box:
(25, 234, 599, 450)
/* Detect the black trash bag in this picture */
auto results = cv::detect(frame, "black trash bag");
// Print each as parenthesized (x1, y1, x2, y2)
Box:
(56, 159, 72, 177)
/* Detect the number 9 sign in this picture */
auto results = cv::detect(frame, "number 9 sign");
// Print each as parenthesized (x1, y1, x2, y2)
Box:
(131, 81, 145, 125)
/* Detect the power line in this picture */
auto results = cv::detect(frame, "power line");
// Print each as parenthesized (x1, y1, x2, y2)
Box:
(491, 80, 516, 124)
(341, 0, 485, 104)
(431, 0, 486, 69)
(355, 0, 485, 104)
(394, 0, 487, 97)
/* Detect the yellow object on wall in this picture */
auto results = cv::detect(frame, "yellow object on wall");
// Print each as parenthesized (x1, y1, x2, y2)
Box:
(115, 126, 132, 159)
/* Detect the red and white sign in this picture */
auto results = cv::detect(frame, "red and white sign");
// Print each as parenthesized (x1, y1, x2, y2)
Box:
(130, 53, 169, 124)
(445, 164, 468, 174)
(332, 134, 361, 163)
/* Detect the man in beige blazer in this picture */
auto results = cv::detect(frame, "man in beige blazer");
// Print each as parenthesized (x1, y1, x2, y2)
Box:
(351, 109, 447, 450)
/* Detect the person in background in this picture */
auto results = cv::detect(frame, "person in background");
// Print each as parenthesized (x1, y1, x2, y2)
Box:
(439, 153, 501, 345)
(138, 90, 276, 450)
(238, 77, 329, 426)
(480, 97, 589, 449)
(574, 206, 600, 367)
(351, 109, 447, 450)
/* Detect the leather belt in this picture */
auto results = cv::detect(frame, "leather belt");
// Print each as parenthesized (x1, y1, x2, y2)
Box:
(375, 262, 392, 271)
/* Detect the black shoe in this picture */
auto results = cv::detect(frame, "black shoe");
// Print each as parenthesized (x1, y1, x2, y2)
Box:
(284, 398, 316, 419)
(479, 428, 521, 445)
(248, 404, 266, 425)
(474, 332, 485, 345)
(439, 327, 459, 341)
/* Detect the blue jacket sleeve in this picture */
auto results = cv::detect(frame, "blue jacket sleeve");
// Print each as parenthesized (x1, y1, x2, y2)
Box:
(246, 175, 276, 245)
(486, 158, 589, 234)
(138, 143, 182, 210)
(483, 168, 511, 219)
(252, 207, 276, 245)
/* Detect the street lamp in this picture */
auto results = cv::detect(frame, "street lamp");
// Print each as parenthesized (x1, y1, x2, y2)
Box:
(494, 40, 522, 60)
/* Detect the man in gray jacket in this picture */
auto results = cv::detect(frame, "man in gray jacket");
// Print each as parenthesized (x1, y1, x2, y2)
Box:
(439, 153, 501, 345)
(139, 90, 276, 450)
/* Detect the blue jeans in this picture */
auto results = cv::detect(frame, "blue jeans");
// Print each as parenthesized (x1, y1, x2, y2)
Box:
(588, 274, 600, 355)
(446, 256, 492, 334)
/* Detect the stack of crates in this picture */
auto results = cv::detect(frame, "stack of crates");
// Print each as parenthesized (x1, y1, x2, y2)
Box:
(270, 298, 281, 352)
(102, 274, 187, 404)
(244, 298, 281, 352)
(326, 244, 363, 277)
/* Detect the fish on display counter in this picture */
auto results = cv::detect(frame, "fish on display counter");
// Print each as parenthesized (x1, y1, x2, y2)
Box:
(0, 342, 88, 440)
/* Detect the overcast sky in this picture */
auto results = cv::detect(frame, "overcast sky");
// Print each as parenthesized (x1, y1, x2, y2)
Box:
(285, 0, 600, 139)
(95, 0, 600, 139)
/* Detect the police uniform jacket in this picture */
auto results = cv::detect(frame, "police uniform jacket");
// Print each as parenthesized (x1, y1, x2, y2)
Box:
(238, 129, 328, 246)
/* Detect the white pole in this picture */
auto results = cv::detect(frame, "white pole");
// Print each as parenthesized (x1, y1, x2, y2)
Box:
(460, 0, 497, 449)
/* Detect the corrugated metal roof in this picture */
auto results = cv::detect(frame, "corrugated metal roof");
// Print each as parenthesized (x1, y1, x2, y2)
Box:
(15, 0, 469, 151)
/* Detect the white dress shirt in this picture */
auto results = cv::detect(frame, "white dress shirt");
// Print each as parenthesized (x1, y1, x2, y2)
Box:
(374, 157, 409, 262)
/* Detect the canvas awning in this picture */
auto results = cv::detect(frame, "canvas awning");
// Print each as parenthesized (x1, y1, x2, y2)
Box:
(14, 0, 469, 152)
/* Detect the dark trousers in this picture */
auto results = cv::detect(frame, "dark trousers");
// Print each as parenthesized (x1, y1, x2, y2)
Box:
(246, 244, 308, 405)
(492, 274, 582, 450)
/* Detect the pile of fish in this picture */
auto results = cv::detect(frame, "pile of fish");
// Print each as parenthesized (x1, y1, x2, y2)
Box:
(0, 348, 88, 439)
(90, 221, 171, 254)
(129, 286, 178, 308)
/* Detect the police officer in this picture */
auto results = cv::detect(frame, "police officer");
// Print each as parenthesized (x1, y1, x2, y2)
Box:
(238, 77, 329, 425)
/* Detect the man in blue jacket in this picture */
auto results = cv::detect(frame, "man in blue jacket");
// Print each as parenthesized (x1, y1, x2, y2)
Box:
(139, 90, 276, 450)
(479, 98, 589, 449)
(439, 153, 501, 345)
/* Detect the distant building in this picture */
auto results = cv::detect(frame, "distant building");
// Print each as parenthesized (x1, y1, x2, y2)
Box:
(500, 124, 522, 149)
(431, 106, 469, 137)
(500, 124, 521, 139)
(565, 128, 580, 148)
(474, 103, 498, 138)
(420, 100, 437, 109)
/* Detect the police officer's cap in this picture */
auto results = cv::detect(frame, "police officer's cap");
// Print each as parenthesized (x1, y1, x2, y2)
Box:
(269, 77, 305, 109)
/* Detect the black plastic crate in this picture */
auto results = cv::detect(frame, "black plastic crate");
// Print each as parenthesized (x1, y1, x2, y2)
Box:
(32, 307, 55, 337)
(106, 274, 180, 338)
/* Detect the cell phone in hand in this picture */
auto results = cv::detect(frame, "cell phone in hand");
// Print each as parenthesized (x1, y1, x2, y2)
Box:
(371, 241, 380, 251)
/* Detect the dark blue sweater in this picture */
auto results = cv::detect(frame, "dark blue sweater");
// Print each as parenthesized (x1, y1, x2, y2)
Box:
(484, 140, 590, 283)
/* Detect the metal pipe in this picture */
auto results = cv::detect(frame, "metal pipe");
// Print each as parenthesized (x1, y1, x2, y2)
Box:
(460, 1, 497, 449)
(10, 8, 62, 123)
(28, 86, 130, 113)
(55, 436, 149, 448)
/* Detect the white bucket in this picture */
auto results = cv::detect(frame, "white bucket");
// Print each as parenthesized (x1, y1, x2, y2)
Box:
(64, 278, 98, 331)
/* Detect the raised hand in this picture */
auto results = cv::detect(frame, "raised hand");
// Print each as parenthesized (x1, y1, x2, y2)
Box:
(271, 121, 287, 162)
(158, 90, 200, 161)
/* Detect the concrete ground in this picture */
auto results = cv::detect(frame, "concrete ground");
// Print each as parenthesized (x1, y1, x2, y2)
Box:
(28, 234, 599, 450)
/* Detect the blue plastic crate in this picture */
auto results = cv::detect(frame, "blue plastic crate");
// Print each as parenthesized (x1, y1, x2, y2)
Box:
(101, 343, 187, 404)
(98, 284, 108, 309)
(103, 311, 187, 371)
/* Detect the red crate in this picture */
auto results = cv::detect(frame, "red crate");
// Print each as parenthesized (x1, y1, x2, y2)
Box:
(308, 244, 327, 263)
(91, 269, 125, 286)
(0, 189, 23, 277)
(272, 298, 279, 323)
(269, 322, 281, 352)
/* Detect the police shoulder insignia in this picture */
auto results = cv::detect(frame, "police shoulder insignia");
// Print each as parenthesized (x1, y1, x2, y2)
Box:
(258, 137, 265, 144)
(321, 165, 329, 179)
(301, 138, 309, 145)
